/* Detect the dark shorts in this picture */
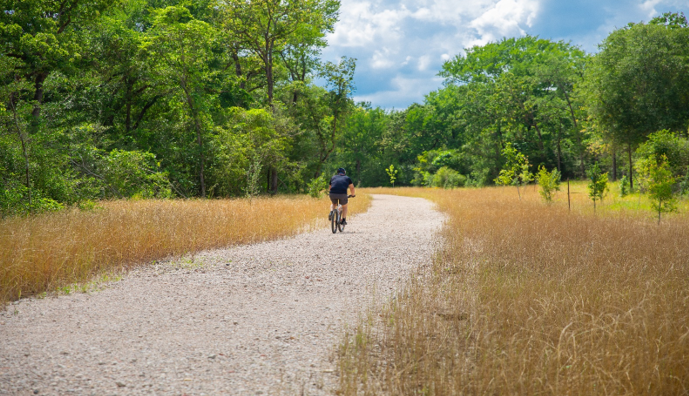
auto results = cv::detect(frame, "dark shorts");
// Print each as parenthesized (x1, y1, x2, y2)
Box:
(329, 193, 348, 205)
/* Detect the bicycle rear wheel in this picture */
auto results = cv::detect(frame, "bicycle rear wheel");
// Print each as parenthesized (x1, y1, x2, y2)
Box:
(331, 210, 337, 234)
(337, 211, 346, 232)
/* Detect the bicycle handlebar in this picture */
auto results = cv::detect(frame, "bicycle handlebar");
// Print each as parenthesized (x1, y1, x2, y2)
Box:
(348, 194, 355, 198)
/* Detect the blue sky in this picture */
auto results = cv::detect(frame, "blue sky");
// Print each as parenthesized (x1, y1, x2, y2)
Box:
(320, 0, 687, 109)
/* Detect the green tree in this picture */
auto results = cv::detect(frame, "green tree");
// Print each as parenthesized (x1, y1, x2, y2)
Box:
(333, 104, 387, 186)
(536, 165, 561, 203)
(144, 5, 218, 197)
(495, 143, 533, 200)
(643, 155, 677, 224)
(210, 107, 292, 197)
(385, 164, 398, 187)
(619, 175, 631, 197)
(291, 57, 356, 179)
(583, 13, 689, 190)
(587, 163, 609, 213)
(437, 36, 589, 181)
(635, 130, 689, 179)
(0, 0, 115, 120)
(218, 0, 339, 105)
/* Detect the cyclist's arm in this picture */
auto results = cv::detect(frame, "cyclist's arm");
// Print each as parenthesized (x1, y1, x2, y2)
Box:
(349, 183, 355, 196)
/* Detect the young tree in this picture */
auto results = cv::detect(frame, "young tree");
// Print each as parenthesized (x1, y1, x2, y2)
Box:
(495, 143, 533, 200)
(639, 155, 677, 224)
(536, 165, 561, 203)
(587, 163, 608, 213)
(385, 164, 398, 187)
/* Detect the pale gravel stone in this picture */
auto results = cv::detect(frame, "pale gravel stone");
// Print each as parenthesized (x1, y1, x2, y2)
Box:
(0, 194, 442, 395)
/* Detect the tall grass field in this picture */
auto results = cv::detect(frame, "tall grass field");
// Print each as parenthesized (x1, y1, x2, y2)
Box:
(0, 195, 371, 303)
(339, 185, 689, 395)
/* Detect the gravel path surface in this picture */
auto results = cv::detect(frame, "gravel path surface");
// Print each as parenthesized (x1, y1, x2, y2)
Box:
(1, 194, 443, 396)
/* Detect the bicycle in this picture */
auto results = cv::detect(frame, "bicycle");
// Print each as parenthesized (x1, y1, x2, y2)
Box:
(330, 195, 354, 233)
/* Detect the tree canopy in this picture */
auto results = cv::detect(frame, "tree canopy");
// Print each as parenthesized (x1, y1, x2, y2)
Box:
(2, 3, 688, 215)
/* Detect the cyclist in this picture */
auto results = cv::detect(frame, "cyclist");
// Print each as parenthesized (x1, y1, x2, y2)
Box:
(329, 167, 355, 225)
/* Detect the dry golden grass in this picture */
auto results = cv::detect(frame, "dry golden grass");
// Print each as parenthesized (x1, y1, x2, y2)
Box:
(0, 194, 371, 303)
(340, 186, 689, 395)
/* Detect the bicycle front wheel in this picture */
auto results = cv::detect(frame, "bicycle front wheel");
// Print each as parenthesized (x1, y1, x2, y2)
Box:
(331, 210, 337, 234)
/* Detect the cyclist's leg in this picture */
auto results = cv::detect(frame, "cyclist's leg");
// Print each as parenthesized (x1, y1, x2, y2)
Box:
(329, 195, 338, 212)
(338, 194, 349, 219)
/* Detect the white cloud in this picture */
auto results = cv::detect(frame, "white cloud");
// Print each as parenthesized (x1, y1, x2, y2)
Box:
(467, 0, 540, 45)
(639, 0, 664, 18)
(327, 0, 542, 77)
(324, 0, 543, 107)
(327, 3, 412, 48)
(323, 0, 678, 108)
(417, 55, 431, 70)
(371, 48, 396, 69)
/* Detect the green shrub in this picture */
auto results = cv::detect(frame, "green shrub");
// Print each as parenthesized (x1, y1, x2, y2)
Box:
(101, 149, 172, 199)
(679, 168, 689, 196)
(645, 155, 677, 223)
(536, 165, 561, 203)
(587, 163, 609, 213)
(307, 174, 328, 198)
(431, 167, 466, 189)
(495, 143, 533, 200)
(635, 130, 689, 178)
(619, 175, 631, 197)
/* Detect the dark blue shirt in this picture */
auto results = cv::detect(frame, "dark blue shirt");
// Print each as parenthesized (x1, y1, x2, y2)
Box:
(330, 175, 353, 194)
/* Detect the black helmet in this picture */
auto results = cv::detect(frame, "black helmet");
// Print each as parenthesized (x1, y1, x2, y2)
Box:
(337, 167, 346, 175)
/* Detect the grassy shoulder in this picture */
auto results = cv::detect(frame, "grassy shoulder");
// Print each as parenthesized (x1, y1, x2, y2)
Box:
(0, 193, 372, 303)
(340, 186, 689, 394)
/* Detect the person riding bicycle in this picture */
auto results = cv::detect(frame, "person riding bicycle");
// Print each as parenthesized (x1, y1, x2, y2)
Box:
(329, 167, 355, 225)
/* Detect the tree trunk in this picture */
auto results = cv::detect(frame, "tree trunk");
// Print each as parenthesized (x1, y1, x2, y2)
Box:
(125, 79, 132, 134)
(31, 73, 47, 118)
(556, 123, 562, 173)
(269, 168, 278, 195)
(562, 90, 587, 177)
(628, 143, 633, 190)
(180, 79, 206, 198)
(197, 131, 206, 198)
(231, 51, 245, 90)
(266, 45, 274, 105)
(533, 122, 545, 152)
(10, 96, 31, 211)
(611, 149, 617, 181)
(356, 159, 361, 185)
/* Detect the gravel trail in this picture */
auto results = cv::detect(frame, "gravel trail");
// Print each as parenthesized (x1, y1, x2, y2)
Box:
(0, 194, 443, 396)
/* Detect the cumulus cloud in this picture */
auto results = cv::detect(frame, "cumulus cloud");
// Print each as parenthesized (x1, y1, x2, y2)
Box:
(322, 0, 682, 109)
(467, 0, 540, 45)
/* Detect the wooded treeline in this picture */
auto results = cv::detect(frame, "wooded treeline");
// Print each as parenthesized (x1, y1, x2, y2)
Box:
(2, 2, 689, 215)
(1, 0, 355, 214)
(331, 12, 689, 190)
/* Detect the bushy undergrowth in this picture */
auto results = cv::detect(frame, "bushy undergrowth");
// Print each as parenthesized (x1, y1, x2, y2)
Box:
(0, 194, 371, 303)
(340, 186, 689, 395)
